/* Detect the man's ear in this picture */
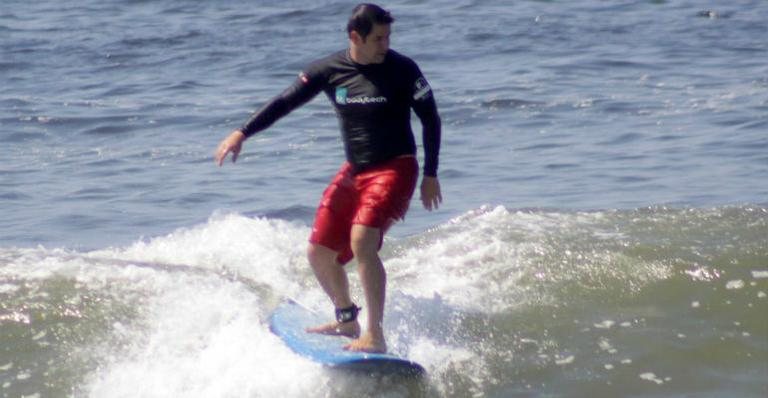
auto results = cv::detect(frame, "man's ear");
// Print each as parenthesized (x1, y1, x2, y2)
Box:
(349, 30, 365, 45)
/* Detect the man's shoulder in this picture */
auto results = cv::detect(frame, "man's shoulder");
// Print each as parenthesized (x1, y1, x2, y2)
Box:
(385, 50, 423, 76)
(387, 50, 417, 66)
(306, 50, 349, 71)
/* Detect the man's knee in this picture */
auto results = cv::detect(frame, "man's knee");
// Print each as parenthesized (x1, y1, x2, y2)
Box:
(350, 225, 381, 259)
(308, 243, 337, 267)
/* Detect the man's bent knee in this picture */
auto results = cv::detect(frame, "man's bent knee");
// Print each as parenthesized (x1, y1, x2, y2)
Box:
(308, 243, 338, 267)
(350, 225, 382, 259)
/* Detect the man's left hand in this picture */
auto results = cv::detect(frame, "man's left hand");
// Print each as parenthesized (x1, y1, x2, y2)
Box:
(420, 176, 442, 211)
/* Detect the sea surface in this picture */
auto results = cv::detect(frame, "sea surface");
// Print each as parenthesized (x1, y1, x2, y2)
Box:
(1, 0, 767, 397)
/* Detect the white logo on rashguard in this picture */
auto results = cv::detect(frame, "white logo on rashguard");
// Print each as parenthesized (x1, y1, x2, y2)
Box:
(413, 77, 432, 101)
(336, 87, 387, 105)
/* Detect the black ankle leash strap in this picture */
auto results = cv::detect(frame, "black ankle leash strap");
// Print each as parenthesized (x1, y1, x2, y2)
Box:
(335, 304, 361, 323)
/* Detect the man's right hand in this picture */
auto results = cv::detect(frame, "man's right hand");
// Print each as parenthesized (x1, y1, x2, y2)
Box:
(215, 130, 246, 166)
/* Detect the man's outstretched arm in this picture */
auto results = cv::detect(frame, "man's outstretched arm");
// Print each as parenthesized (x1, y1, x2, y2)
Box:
(215, 74, 322, 166)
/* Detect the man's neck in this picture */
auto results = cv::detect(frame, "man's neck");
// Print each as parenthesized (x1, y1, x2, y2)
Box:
(348, 46, 368, 65)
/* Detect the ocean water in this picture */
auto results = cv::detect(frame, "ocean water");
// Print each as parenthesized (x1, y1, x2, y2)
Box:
(1, 0, 766, 397)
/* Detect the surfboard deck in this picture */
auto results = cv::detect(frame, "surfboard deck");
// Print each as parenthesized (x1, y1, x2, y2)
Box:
(269, 300, 425, 377)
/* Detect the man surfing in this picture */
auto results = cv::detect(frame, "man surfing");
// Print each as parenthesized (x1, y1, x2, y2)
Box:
(215, 3, 442, 353)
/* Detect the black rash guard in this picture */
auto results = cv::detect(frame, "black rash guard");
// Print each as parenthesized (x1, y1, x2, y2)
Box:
(240, 49, 441, 177)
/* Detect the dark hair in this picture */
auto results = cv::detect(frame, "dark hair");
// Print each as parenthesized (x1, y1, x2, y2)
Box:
(346, 3, 394, 39)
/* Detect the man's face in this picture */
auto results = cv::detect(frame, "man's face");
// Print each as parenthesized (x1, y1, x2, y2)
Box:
(355, 23, 390, 64)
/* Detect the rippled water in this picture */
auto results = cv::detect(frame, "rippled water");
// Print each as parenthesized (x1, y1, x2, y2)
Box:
(2, 1, 767, 397)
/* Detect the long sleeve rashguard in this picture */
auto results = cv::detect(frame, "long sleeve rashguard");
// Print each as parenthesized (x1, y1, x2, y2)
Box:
(240, 49, 441, 177)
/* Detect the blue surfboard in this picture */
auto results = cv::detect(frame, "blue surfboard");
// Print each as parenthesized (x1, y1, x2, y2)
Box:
(269, 300, 425, 376)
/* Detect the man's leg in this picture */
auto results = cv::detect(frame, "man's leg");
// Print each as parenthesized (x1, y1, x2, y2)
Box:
(345, 224, 387, 353)
(305, 243, 360, 338)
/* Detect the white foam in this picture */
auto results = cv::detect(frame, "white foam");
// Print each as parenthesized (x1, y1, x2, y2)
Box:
(407, 337, 489, 397)
(408, 337, 475, 370)
(752, 270, 768, 279)
(387, 206, 673, 315)
(594, 320, 615, 329)
(725, 280, 745, 290)
(639, 372, 664, 384)
(0, 214, 338, 398)
(84, 259, 322, 397)
(0, 284, 19, 294)
(96, 212, 311, 295)
(0, 207, 703, 396)
(555, 355, 575, 365)
(598, 338, 617, 354)
(387, 206, 567, 312)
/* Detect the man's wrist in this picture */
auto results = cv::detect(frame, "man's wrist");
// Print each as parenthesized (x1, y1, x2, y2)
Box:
(233, 129, 247, 140)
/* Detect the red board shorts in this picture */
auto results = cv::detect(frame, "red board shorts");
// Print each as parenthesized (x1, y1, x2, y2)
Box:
(309, 156, 418, 265)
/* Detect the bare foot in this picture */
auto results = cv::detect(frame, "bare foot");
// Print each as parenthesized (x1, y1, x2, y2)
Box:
(306, 320, 360, 338)
(344, 331, 387, 353)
